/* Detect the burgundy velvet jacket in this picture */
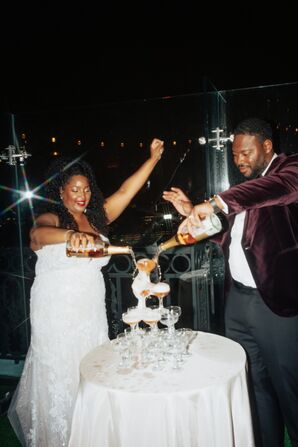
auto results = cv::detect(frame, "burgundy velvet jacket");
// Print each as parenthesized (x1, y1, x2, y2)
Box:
(216, 153, 298, 317)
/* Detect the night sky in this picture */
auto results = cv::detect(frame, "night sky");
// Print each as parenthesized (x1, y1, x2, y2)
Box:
(1, 7, 298, 246)
(1, 9, 297, 114)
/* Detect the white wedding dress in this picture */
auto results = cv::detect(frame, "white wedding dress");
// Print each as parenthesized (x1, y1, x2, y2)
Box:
(8, 243, 110, 447)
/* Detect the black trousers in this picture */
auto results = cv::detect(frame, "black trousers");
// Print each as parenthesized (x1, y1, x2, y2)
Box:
(225, 282, 298, 447)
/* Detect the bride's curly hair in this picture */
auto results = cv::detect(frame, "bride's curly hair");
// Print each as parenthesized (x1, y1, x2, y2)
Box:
(42, 156, 108, 235)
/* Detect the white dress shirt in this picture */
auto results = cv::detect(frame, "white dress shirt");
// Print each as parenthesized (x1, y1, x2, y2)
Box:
(219, 154, 278, 287)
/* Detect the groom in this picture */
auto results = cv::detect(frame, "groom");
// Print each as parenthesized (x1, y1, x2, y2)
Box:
(163, 117, 298, 447)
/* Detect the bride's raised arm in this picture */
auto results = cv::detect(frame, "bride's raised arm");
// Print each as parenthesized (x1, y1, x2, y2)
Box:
(104, 138, 164, 223)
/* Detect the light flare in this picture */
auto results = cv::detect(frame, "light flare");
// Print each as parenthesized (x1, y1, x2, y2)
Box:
(1, 154, 87, 221)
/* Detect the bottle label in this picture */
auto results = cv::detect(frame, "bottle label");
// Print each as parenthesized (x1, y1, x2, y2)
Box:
(189, 213, 222, 240)
(157, 212, 224, 255)
(66, 247, 106, 257)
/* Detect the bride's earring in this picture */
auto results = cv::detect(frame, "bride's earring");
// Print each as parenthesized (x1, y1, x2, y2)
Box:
(84, 208, 87, 214)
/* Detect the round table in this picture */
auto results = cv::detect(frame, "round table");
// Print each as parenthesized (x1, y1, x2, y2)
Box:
(69, 331, 255, 447)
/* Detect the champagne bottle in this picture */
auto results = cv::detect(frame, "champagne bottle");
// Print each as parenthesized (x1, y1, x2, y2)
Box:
(157, 212, 228, 254)
(66, 235, 132, 258)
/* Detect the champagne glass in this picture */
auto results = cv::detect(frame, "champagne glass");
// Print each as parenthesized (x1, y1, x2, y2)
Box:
(162, 306, 181, 336)
(150, 282, 170, 309)
(159, 311, 175, 333)
(167, 305, 182, 318)
(142, 306, 161, 333)
(114, 333, 132, 368)
(176, 328, 197, 356)
(122, 308, 141, 334)
(131, 271, 153, 310)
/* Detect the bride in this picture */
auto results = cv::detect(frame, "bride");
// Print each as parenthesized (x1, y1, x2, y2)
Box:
(8, 138, 164, 446)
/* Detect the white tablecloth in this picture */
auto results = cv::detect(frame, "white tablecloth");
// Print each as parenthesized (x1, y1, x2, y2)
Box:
(69, 331, 255, 447)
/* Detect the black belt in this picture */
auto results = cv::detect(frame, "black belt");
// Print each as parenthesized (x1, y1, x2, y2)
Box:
(232, 279, 257, 293)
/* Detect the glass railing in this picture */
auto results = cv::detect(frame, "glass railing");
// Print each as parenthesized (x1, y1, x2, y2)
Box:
(1, 80, 298, 360)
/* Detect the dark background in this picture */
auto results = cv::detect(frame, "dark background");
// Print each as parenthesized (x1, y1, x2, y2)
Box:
(1, 6, 298, 245)
(1, 1, 297, 115)
(2, 42, 297, 113)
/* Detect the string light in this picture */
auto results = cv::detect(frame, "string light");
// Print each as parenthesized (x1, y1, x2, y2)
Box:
(21, 133, 27, 144)
(18, 131, 210, 151)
